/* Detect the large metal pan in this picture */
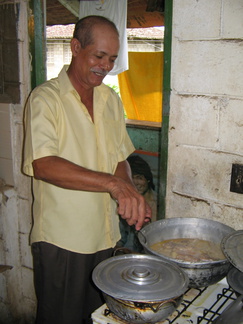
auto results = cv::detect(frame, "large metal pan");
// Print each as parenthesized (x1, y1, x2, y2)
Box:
(138, 217, 235, 288)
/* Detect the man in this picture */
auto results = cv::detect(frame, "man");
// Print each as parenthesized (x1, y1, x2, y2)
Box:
(23, 15, 151, 324)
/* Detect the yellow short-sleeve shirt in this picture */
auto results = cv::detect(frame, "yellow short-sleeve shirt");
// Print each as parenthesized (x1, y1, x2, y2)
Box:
(23, 66, 135, 254)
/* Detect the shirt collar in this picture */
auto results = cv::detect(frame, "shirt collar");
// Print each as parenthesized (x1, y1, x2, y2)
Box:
(58, 65, 110, 103)
(58, 65, 75, 96)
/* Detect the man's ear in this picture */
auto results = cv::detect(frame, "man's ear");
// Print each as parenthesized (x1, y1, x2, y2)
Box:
(70, 38, 81, 56)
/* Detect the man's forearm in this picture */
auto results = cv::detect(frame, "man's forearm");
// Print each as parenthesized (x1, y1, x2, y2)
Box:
(32, 155, 114, 192)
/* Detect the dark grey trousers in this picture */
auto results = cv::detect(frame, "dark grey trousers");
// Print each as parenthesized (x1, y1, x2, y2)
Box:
(32, 242, 113, 324)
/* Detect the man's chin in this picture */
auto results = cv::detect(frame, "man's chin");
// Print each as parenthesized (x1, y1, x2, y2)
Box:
(89, 79, 103, 88)
(92, 75, 105, 86)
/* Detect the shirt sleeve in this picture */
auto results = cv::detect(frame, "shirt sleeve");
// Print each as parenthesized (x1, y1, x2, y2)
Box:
(23, 88, 59, 176)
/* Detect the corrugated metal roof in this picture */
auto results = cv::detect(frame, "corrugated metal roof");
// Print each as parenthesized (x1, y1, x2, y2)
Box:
(46, 25, 164, 40)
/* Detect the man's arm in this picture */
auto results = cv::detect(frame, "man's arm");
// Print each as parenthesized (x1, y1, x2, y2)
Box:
(32, 156, 151, 230)
(113, 160, 151, 229)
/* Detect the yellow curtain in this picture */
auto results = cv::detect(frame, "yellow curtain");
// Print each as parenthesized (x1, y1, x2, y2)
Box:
(118, 52, 163, 122)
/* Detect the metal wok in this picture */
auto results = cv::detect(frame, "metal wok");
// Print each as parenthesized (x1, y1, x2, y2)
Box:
(138, 217, 235, 288)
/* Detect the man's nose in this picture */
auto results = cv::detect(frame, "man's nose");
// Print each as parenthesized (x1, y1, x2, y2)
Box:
(101, 58, 113, 71)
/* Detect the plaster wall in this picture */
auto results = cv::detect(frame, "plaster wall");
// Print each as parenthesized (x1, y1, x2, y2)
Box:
(167, 0, 243, 229)
(0, 1, 35, 323)
(0, 103, 35, 323)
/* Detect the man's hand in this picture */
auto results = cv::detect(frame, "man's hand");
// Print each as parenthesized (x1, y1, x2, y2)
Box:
(109, 175, 152, 231)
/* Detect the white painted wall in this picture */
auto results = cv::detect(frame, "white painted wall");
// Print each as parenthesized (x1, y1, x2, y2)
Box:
(166, 0, 243, 229)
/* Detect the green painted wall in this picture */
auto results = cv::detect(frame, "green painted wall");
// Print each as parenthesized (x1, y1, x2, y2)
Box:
(158, 0, 173, 219)
(126, 126, 161, 153)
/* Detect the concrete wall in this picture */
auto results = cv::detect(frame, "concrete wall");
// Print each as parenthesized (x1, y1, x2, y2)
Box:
(0, 2, 35, 323)
(0, 104, 35, 324)
(166, 0, 243, 229)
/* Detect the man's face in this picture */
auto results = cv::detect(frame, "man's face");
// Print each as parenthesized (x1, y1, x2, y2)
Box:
(132, 174, 149, 195)
(72, 25, 119, 89)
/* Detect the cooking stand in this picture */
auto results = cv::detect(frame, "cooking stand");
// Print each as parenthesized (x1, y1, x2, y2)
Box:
(92, 278, 237, 324)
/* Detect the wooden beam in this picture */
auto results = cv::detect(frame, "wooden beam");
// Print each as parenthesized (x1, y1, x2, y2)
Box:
(127, 0, 164, 28)
(58, 0, 79, 17)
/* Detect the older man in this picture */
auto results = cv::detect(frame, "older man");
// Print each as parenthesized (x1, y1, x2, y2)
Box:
(23, 15, 151, 324)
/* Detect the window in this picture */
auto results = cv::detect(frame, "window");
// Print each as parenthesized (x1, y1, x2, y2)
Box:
(63, 43, 72, 64)
(47, 44, 55, 64)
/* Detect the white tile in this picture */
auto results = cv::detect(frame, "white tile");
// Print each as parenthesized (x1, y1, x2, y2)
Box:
(222, 0, 243, 38)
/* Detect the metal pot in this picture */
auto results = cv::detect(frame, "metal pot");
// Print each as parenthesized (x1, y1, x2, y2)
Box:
(138, 217, 235, 288)
(92, 254, 189, 324)
(224, 230, 243, 297)
(227, 267, 243, 297)
(103, 294, 183, 324)
(213, 230, 243, 324)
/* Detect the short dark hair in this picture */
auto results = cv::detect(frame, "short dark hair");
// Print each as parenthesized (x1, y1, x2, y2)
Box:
(127, 155, 155, 190)
(73, 15, 119, 49)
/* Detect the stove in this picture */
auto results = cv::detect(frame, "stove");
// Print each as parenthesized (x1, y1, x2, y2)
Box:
(92, 278, 237, 324)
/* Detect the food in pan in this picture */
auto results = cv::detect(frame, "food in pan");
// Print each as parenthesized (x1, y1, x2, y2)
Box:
(150, 238, 225, 262)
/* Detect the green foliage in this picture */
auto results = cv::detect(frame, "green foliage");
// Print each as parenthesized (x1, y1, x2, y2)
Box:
(106, 84, 120, 95)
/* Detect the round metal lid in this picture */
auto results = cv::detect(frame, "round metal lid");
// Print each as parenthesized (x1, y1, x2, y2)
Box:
(221, 230, 243, 272)
(92, 254, 189, 302)
(227, 267, 243, 295)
